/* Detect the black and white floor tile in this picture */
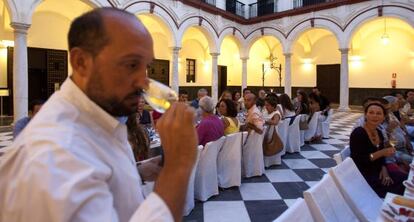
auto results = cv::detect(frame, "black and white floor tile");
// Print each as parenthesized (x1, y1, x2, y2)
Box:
(184, 111, 362, 222)
(0, 112, 363, 222)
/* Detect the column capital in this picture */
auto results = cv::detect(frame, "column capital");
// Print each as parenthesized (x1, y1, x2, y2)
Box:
(240, 57, 249, 61)
(170, 47, 181, 53)
(11, 22, 30, 34)
(339, 48, 349, 54)
(210, 52, 220, 58)
(283, 52, 292, 58)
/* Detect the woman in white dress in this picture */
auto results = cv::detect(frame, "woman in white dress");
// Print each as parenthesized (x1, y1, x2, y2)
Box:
(263, 94, 283, 167)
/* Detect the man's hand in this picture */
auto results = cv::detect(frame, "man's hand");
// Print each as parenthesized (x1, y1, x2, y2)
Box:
(138, 156, 162, 182)
(153, 103, 198, 221)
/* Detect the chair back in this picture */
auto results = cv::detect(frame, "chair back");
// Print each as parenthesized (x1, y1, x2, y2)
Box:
(274, 198, 314, 222)
(286, 116, 301, 153)
(328, 157, 382, 222)
(242, 130, 265, 178)
(305, 111, 321, 141)
(217, 132, 242, 188)
(304, 174, 358, 222)
(277, 119, 289, 150)
(333, 146, 351, 164)
(184, 145, 203, 216)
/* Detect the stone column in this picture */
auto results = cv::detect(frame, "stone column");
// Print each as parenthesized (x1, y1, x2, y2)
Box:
(283, 53, 292, 97)
(170, 47, 181, 93)
(339, 48, 350, 111)
(241, 57, 248, 92)
(11, 22, 30, 122)
(211, 53, 220, 102)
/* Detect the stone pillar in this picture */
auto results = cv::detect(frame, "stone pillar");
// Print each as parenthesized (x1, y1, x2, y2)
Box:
(283, 53, 292, 97)
(339, 48, 350, 111)
(241, 57, 248, 92)
(170, 47, 181, 93)
(11, 22, 30, 122)
(211, 53, 219, 102)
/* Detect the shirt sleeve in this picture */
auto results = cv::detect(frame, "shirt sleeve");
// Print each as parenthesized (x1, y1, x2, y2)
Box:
(130, 193, 173, 222)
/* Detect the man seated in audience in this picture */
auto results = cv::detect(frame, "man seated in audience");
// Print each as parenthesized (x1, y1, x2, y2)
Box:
(256, 89, 266, 112)
(13, 99, 44, 139)
(403, 90, 414, 138)
(179, 90, 189, 103)
(312, 87, 330, 116)
(242, 93, 264, 134)
(196, 96, 224, 146)
(191, 88, 207, 109)
(238, 88, 251, 112)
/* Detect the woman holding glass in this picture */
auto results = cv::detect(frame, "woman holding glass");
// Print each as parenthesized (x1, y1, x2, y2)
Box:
(350, 102, 406, 197)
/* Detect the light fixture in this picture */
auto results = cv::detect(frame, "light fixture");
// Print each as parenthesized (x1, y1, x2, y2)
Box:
(381, 17, 390, 45)
(262, 54, 282, 87)
(0, 40, 14, 48)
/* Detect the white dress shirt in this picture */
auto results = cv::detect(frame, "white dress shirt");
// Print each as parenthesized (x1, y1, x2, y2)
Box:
(0, 79, 173, 222)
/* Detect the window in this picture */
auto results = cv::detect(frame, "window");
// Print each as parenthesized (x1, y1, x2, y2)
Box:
(186, 59, 196, 83)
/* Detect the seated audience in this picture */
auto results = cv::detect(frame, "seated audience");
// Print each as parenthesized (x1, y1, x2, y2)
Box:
(233, 91, 242, 112)
(137, 97, 153, 127)
(312, 87, 331, 116)
(196, 96, 224, 146)
(217, 99, 240, 135)
(179, 90, 189, 103)
(127, 113, 150, 161)
(239, 88, 252, 112)
(13, 99, 45, 139)
(242, 93, 264, 134)
(279, 93, 296, 119)
(294, 89, 310, 115)
(191, 88, 208, 109)
(216, 90, 233, 115)
(350, 102, 406, 198)
(263, 95, 282, 127)
(256, 89, 266, 112)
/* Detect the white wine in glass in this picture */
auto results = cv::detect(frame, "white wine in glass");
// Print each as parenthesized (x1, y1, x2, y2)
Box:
(143, 79, 178, 113)
(389, 138, 398, 148)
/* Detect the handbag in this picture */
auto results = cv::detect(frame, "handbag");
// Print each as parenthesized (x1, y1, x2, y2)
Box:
(262, 126, 284, 156)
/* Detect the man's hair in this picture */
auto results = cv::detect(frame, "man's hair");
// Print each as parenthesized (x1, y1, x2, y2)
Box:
(243, 88, 251, 94)
(29, 99, 45, 112)
(198, 88, 208, 94)
(405, 89, 414, 98)
(68, 7, 133, 56)
(179, 90, 188, 95)
(199, 96, 215, 113)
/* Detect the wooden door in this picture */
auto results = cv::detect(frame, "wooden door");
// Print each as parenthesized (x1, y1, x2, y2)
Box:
(218, 65, 227, 97)
(316, 64, 340, 104)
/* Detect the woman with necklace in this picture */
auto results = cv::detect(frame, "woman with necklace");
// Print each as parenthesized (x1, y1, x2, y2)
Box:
(350, 102, 406, 198)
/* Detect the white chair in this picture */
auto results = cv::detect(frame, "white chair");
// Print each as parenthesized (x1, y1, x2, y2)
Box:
(329, 158, 382, 222)
(285, 116, 301, 153)
(183, 145, 203, 216)
(299, 114, 308, 146)
(304, 111, 321, 142)
(273, 198, 314, 222)
(333, 145, 350, 165)
(304, 174, 359, 222)
(264, 125, 283, 167)
(320, 109, 334, 139)
(277, 119, 289, 155)
(217, 132, 242, 188)
(194, 137, 225, 201)
(242, 130, 265, 178)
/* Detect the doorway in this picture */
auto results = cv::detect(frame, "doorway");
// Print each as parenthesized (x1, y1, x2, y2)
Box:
(316, 64, 340, 104)
(218, 65, 227, 97)
(147, 59, 170, 86)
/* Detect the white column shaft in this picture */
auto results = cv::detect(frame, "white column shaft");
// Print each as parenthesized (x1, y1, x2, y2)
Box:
(170, 47, 181, 93)
(241, 57, 248, 92)
(339, 48, 350, 111)
(211, 53, 219, 102)
(284, 53, 292, 97)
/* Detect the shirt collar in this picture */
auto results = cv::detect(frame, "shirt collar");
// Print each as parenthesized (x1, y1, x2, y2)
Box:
(59, 78, 123, 133)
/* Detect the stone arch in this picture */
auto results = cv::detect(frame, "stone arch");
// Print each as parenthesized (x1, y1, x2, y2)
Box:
(244, 28, 286, 58)
(217, 27, 244, 56)
(343, 5, 414, 48)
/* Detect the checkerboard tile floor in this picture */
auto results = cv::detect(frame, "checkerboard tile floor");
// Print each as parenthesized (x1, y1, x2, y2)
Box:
(0, 111, 363, 222)
(184, 111, 363, 222)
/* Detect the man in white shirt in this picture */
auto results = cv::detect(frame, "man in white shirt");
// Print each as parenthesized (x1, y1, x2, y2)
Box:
(243, 93, 264, 134)
(0, 8, 197, 222)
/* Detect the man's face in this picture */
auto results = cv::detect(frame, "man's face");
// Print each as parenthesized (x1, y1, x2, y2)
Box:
(258, 90, 266, 99)
(312, 88, 320, 95)
(179, 94, 188, 102)
(83, 14, 153, 116)
(407, 91, 414, 103)
(244, 94, 255, 109)
(198, 91, 207, 99)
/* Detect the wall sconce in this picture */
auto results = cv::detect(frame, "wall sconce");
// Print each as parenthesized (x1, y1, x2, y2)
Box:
(262, 54, 282, 87)
(350, 55, 364, 68)
(381, 17, 390, 45)
(0, 40, 14, 48)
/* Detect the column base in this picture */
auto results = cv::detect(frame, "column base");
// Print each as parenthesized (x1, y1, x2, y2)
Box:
(337, 106, 351, 112)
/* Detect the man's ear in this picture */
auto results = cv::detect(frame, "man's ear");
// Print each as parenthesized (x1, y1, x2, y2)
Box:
(70, 48, 92, 77)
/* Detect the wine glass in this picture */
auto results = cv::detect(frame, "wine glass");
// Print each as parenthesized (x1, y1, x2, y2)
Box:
(389, 135, 398, 148)
(142, 79, 178, 113)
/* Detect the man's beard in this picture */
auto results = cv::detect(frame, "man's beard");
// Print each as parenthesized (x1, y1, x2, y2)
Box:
(86, 68, 143, 117)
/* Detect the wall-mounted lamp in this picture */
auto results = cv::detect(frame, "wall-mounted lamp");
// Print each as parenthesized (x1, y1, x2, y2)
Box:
(381, 18, 390, 45)
(0, 40, 14, 48)
(262, 54, 282, 87)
